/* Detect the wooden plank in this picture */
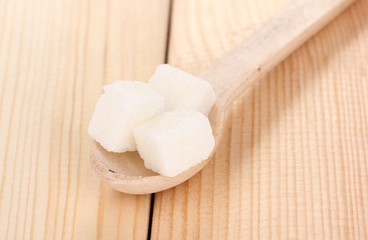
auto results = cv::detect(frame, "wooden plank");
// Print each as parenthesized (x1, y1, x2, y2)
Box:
(152, 0, 368, 239)
(0, 0, 170, 239)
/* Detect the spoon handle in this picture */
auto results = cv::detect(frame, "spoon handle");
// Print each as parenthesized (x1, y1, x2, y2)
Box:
(200, 0, 355, 112)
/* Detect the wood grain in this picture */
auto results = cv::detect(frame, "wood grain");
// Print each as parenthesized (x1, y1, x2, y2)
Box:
(152, 0, 368, 239)
(2, 0, 368, 239)
(0, 0, 170, 239)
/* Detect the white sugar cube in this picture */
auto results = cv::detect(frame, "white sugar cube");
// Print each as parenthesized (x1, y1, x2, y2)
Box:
(133, 110, 215, 177)
(88, 81, 165, 152)
(149, 64, 216, 115)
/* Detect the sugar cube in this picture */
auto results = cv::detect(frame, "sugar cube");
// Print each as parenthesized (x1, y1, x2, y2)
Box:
(149, 64, 216, 115)
(88, 81, 165, 152)
(133, 110, 215, 177)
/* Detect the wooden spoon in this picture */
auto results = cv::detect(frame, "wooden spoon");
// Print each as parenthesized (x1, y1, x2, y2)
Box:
(90, 0, 355, 194)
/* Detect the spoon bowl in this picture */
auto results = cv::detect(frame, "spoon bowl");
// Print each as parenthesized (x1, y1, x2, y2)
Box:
(91, 105, 225, 194)
(90, 0, 355, 194)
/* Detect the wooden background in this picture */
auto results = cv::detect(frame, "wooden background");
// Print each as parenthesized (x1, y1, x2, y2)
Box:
(0, 0, 367, 239)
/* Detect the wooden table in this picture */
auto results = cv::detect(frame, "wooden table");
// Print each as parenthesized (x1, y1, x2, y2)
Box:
(1, 0, 367, 239)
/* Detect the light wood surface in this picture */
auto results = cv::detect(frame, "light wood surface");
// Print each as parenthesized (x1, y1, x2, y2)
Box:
(0, 0, 169, 239)
(1, 0, 368, 239)
(152, 0, 368, 239)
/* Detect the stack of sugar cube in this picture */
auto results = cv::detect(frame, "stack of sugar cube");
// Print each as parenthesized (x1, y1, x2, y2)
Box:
(88, 64, 216, 177)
